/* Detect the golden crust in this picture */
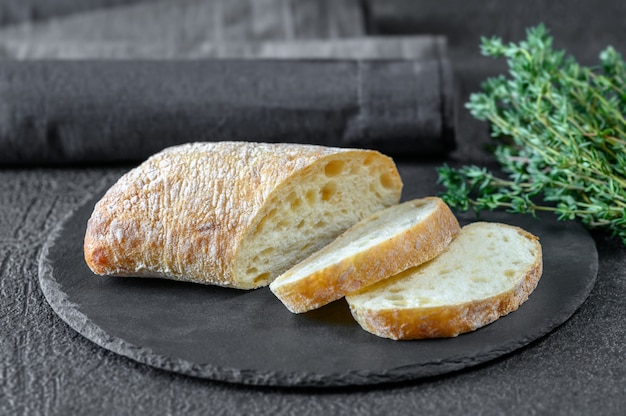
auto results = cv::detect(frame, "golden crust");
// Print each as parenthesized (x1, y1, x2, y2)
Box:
(270, 198, 461, 313)
(347, 224, 543, 340)
(83, 141, 398, 288)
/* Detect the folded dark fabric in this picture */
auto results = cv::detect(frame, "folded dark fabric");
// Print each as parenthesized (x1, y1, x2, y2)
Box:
(0, 36, 443, 61)
(0, 1, 456, 165)
(0, 0, 153, 26)
(0, 55, 454, 165)
(0, 0, 366, 45)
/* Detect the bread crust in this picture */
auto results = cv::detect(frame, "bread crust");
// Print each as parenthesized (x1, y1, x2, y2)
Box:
(83, 141, 401, 288)
(347, 223, 543, 340)
(270, 198, 461, 313)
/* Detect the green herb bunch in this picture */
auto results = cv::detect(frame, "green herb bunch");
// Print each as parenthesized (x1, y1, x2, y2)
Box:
(438, 24, 626, 243)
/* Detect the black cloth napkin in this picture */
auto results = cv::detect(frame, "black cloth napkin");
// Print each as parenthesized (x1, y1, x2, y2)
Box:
(0, 0, 155, 26)
(0, 0, 455, 165)
(0, 0, 367, 49)
(0, 51, 453, 164)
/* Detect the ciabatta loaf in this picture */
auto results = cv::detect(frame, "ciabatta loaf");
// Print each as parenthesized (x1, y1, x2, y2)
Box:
(83, 142, 402, 289)
(269, 197, 460, 313)
(345, 222, 543, 340)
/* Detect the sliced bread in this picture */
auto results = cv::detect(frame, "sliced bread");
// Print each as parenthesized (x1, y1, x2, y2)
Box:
(345, 222, 543, 340)
(269, 197, 461, 313)
(84, 141, 402, 289)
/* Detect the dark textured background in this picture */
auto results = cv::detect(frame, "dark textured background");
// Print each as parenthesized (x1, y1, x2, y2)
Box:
(2, 1, 626, 414)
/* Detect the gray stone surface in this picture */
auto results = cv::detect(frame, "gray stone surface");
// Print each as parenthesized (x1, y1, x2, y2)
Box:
(1, 165, 625, 415)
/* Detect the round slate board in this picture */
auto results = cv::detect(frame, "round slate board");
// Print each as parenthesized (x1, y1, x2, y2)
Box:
(38, 194, 598, 388)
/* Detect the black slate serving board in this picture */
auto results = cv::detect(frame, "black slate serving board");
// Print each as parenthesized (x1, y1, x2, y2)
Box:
(38, 192, 598, 388)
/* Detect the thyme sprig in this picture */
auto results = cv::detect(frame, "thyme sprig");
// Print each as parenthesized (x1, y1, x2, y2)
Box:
(438, 24, 626, 243)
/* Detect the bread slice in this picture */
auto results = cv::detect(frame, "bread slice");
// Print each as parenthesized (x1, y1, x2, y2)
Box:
(269, 197, 461, 313)
(83, 141, 402, 289)
(345, 222, 543, 340)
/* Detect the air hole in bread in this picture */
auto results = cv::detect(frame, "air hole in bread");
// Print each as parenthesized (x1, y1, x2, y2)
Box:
(504, 269, 516, 278)
(324, 160, 345, 177)
(296, 220, 306, 229)
(305, 189, 317, 205)
(380, 172, 396, 189)
(385, 294, 404, 301)
(287, 192, 302, 209)
(315, 220, 327, 228)
(253, 272, 271, 285)
(261, 247, 274, 256)
(363, 155, 376, 166)
(246, 267, 258, 274)
(320, 182, 337, 201)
